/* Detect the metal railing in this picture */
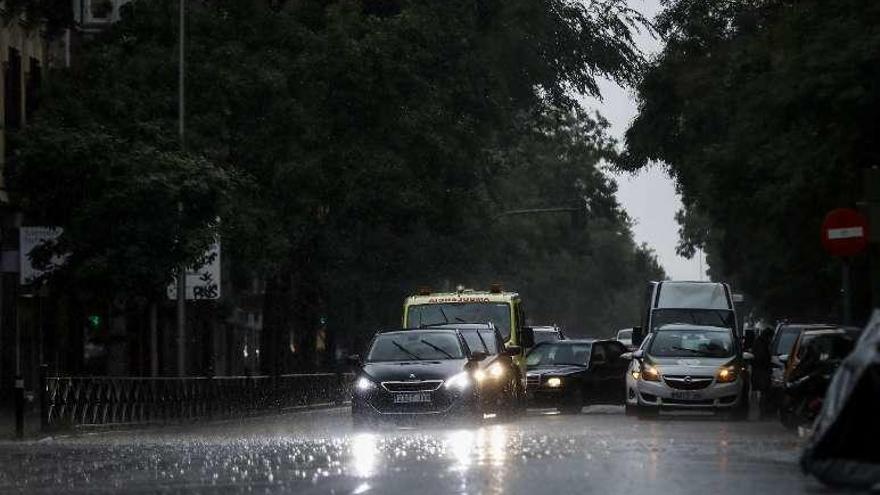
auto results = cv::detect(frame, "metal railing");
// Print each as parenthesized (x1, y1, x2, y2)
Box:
(40, 368, 354, 431)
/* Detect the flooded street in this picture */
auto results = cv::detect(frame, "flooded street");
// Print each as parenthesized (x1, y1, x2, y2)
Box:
(0, 407, 821, 494)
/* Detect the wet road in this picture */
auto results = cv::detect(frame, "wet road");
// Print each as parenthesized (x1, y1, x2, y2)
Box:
(0, 406, 828, 494)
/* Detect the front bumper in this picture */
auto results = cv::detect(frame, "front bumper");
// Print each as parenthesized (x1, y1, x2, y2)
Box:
(352, 386, 479, 419)
(632, 378, 745, 410)
(528, 387, 572, 408)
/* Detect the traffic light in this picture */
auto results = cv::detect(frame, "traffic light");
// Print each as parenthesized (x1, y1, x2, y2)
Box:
(87, 314, 102, 330)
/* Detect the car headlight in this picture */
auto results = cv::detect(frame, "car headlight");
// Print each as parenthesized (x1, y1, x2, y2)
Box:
(488, 363, 505, 379)
(631, 368, 641, 380)
(473, 369, 486, 382)
(640, 363, 661, 382)
(546, 377, 562, 388)
(715, 365, 739, 383)
(445, 371, 471, 391)
(355, 376, 376, 392)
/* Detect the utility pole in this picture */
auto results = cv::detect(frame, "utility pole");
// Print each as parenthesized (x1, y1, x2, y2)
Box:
(176, 0, 187, 377)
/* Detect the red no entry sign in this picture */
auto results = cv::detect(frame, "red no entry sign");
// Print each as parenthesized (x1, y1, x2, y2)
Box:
(821, 208, 868, 257)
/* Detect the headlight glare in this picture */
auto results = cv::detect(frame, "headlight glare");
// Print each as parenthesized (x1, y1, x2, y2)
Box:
(488, 363, 505, 379)
(473, 369, 486, 383)
(355, 376, 375, 392)
(546, 377, 562, 388)
(445, 371, 471, 390)
(715, 365, 738, 383)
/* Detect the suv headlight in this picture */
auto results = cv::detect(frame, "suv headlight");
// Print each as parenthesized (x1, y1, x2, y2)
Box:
(640, 363, 661, 382)
(355, 376, 376, 392)
(715, 365, 739, 383)
(445, 371, 471, 391)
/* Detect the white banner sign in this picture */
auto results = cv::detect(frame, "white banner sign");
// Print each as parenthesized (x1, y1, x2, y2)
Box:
(167, 242, 221, 300)
(19, 226, 67, 285)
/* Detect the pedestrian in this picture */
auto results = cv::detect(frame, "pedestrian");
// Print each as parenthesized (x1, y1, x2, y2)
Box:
(751, 325, 773, 418)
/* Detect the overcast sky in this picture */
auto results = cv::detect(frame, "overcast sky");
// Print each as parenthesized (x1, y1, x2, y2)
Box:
(582, 0, 706, 281)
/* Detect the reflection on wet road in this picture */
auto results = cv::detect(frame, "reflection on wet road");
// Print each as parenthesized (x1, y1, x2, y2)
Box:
(0, 406, 824, 494)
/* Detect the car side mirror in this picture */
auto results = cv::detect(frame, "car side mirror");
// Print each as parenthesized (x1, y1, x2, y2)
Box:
(470, 351, 488, 362)
(632, 326, 644, 347)
(520, 327, 535, 348)
(742, 352, 754, 361)
(632, 350, 644, 360)
(621, 352, 633, 361)
(504, 345, 522, 357)
(347, 354, 362, 366)
(779, 354, 789, 364)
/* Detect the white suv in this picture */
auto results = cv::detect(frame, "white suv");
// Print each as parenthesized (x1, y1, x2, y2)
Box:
(624, 324, 751, 419)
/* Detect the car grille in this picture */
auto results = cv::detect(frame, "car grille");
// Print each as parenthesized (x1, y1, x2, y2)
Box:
(663, 398, 714, 406)
(663, 375, 713, 390)
(381, 380, 443, 392)
(526, 375, 541, 388)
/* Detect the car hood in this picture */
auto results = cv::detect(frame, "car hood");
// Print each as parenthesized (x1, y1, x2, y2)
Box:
(361, 359, 468, 382)
(647, 356, 736, 377)
(526, 364, 587, 377)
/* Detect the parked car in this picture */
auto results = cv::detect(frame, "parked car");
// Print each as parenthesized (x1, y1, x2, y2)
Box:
(525, 339, 629, 413)
(624, 323, 751, 420)
(350, 324, 521, 425)
(767, 323, 840, 412)
(531, 325, 566, 346)
(779, 328, 857, 430)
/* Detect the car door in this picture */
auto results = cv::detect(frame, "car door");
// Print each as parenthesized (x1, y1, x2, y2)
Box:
(602, 341, 629, 404)
(588, 342, 613, 402)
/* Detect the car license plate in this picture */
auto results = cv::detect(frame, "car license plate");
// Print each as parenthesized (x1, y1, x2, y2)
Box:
(671, 391, 703, 401)
(393, 392, 432, 404)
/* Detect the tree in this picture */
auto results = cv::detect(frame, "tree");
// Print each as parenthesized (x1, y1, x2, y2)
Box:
(622, 0, 877, 321)
(16, 0, 660, 373)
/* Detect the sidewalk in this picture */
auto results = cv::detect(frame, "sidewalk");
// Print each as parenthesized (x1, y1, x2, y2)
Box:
(0, 397, 42, 440)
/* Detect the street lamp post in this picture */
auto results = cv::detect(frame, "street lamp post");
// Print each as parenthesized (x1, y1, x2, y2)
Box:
(176, 0, 187, 377)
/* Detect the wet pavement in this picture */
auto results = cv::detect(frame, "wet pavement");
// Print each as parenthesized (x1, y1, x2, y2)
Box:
(0, 406, 832, 494)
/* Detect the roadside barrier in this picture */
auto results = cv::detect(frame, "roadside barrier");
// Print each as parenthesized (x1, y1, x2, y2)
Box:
(39, 366, 354, 431)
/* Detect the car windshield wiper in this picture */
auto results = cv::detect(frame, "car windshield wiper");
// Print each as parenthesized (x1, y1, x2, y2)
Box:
(553, 362, 587, 367)
(420, 339, 455, 359)
(391, 340, 423, 360)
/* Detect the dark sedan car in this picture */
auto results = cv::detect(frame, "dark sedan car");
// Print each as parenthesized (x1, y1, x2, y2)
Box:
(350, 326, 521, 424)
(525, 339, 629, 413)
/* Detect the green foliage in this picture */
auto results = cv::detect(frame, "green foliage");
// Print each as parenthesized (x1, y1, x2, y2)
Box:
(15, 0, 662, 360)
(623, 0, 877, 319)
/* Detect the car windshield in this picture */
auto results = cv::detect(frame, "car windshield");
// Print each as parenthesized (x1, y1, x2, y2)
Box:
(406, 303, 512, 340)
(648, 328, 734, 358)
(773, 327, 803, 356)
(366, 332, 464, 362)
(526, 343, 592, 366)
(651, 309, 736, 331)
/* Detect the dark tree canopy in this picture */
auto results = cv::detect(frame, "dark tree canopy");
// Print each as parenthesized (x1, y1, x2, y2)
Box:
(14, 0, 663, 370)
(622, 0, 877, 321)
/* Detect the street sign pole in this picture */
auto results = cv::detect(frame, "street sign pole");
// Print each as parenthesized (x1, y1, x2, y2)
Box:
(176, 0, 187, 377)
(841, 258, 852, 326)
